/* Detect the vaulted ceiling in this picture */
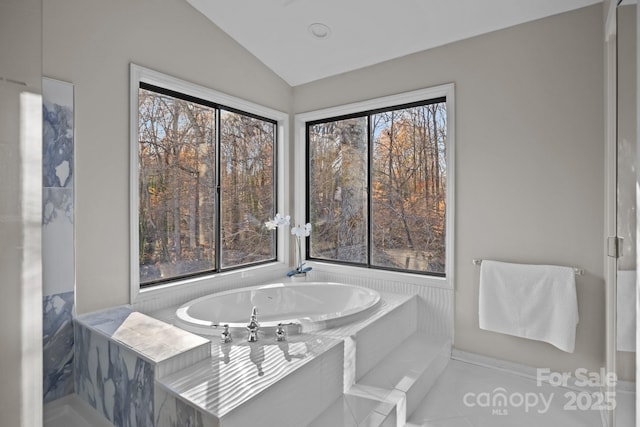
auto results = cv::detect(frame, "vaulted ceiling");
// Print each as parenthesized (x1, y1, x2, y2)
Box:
(186, 0, 602, 86)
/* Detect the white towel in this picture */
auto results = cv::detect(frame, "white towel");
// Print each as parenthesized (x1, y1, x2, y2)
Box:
(616, 270, 636, 352)
(479, 260, 579, 353)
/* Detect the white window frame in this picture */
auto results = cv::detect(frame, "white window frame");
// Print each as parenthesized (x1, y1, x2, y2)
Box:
(129, 64, 290, 304)
(294, 84, 455, 289)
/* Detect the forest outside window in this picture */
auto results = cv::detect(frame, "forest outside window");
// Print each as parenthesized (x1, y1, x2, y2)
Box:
(137, 83, 277, 287)
(307, 98, 448, 276)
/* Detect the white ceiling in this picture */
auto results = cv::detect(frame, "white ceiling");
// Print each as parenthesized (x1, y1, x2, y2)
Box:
(186, 0, 602, 87)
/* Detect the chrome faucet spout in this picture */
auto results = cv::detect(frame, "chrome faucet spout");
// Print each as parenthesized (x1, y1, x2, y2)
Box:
(246, 306, 260, 342)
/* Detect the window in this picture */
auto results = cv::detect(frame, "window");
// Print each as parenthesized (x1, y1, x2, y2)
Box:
(304, 88, 452, 277)
(132, 66, 284, 288)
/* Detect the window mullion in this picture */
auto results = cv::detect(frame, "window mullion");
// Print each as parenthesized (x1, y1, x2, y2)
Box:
(305, 123, 310, 261)
(367, 115, 373, 268)
(274, 122, 280, 262)
(215, 108, 222, 273)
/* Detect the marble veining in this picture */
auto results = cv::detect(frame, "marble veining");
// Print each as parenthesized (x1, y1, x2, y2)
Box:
(74, 285, 446, 426)
(43, 291, 75, 403)
(42, 187, 73, 226)
(42, 79, 74, 189)
(75, 308, 213, 426)
(75, 322, 154, 427)
(78, 308, 210, 365)
(78, 306, 136, 335)
(42, 187, 74, 297)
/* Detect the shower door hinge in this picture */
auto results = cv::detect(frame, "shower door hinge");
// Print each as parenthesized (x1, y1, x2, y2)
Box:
(607, 236, 623, 258)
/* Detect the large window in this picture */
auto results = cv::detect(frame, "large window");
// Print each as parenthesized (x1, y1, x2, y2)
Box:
(306, 95, 450, 276)
(133, 68, 281, 287)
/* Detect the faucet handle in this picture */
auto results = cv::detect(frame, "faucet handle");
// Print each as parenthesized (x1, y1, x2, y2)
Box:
(220, 324, 232, 343)
(275, 323, 287, 342)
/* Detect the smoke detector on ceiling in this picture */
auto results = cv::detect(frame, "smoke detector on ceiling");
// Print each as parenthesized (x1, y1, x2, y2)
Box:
(308, 23, 331, 40)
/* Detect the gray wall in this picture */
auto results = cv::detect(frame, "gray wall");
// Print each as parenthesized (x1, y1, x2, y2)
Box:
(0, 0, 43, 424)
(43, 1, 607, 374)
(295, 5, 605, 373)
(43, 0, 293, 314)
(617, 3, 637, 382)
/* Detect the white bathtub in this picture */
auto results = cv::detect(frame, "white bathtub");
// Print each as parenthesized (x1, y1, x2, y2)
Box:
(175, 282, 381, 337)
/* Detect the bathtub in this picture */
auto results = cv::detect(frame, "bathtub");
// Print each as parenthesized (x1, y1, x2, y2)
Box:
(175, 282, 381, 337)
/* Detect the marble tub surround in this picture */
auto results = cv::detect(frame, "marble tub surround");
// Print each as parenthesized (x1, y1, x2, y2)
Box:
(43, 290, 75, 403)
(310, 292, 418, 384)
(75, 321, 154, 426)
(148, 290, 418, 393)
(306, 292, 450, 426)
(76, 307, 211, 376)
(310, 269, 453, 340)
(158, 336, 344, 427)
(152, 290, 450, 427)
(155, 386, 215, 427)
(74, 307, 211, 427)
(71, 287, 451, 426)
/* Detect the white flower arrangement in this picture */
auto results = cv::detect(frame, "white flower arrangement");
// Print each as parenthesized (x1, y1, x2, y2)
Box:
(265, 213, 312, 276)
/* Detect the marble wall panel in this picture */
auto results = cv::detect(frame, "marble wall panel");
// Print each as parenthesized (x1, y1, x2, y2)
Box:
(42, 77, 74, 297)
(42, 77, 74, 190)
(42, 77, 76, 403)
(43, 290, 74, 403)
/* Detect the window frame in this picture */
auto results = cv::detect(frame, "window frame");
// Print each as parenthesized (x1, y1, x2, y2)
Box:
(294, 84, 455, 289)
(130, 64, 290, 302)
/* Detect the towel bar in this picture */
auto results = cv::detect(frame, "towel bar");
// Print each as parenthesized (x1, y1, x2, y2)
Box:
(472, 259, 584, 276)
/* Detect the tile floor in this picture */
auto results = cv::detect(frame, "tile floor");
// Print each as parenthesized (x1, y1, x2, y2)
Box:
(406, 360, 610, 427)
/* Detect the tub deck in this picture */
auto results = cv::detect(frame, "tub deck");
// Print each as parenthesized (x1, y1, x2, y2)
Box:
(72, 289, 451, 427)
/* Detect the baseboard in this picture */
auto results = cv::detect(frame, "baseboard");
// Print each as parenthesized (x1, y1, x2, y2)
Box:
(451, 348, 619, 393)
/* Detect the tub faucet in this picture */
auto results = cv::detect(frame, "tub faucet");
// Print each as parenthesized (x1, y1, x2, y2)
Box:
(246, 306, 260, 342)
